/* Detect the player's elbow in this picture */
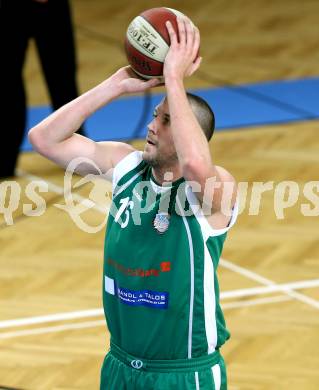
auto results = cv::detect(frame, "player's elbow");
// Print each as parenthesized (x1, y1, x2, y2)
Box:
(182, 158, 212, 183)
(28, 127, 43, 150)
(28, 126, 52, 156)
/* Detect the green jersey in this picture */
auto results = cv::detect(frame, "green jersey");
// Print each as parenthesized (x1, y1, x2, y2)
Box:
(103, 151, 237, 360)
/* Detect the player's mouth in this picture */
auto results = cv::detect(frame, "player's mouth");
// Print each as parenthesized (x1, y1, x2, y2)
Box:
(146, 137, 157, 146)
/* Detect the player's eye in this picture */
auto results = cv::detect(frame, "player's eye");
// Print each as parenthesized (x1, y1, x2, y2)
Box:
(152, 110, 158, 118)
(162, 115, 170, 125)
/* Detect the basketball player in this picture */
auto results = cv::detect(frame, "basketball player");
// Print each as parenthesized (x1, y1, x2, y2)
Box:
(29, 16, 237, 390)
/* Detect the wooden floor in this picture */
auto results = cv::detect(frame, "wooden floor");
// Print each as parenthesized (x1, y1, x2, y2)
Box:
(1, 0, 319, 389)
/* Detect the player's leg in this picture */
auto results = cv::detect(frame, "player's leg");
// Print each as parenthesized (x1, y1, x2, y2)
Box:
(1, 0, 30, 178)
(31, 0, 85, 135)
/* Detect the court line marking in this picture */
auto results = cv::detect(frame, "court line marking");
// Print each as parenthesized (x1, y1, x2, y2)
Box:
(1, 277, 318, 330)
(222, 295, 291, 309)
(0, 309, 103, 329)
(0, 320, 106, 340)
(220, 258, 319, 309)
(0, 296, 292, 339)
(221, 278, 319, 299)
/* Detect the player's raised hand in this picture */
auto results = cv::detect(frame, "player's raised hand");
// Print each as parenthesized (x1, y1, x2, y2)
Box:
(164, 16, 202, 80)
(112, 66, 161, 95)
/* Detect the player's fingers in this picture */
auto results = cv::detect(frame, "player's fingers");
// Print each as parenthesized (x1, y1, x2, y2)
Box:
(126, 66, 139, 78)
(176, 15, 186, 46)
(187, 56, 202, 76)
(185, 18, 194, 48)
(192, 26, 200, 60)
(165, 21, 178, 46)
(195, 55, 202, 68)
(145, 78, 162, 89)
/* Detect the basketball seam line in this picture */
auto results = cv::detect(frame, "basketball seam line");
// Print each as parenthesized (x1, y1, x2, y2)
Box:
(140, 12, 173, 51)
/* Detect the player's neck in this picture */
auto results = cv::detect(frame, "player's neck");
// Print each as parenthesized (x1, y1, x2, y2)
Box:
(151, 165, 183, 185)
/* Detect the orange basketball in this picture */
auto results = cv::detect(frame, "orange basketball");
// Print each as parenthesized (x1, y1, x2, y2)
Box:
(125, 7, 195, 79)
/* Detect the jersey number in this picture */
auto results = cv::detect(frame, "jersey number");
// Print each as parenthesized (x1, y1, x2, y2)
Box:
(114, 197, 134, 228)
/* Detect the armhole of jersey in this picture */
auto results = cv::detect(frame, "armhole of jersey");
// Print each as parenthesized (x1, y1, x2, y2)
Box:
(112, 150, 143, 191)
(185, 184, 238, 242)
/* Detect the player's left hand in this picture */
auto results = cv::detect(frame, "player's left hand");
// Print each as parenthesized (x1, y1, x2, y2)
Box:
(113, 66, 161, 95)
(164, 16, 202, 80)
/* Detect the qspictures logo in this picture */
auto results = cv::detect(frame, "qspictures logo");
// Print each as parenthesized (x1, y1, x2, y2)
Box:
(1, 157, 318, 232)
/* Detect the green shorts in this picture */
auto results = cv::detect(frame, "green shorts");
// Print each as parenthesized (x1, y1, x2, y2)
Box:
(100, 342, 227, 390)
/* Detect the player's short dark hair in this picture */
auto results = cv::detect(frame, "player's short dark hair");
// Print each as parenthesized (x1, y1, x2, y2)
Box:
(186, 93, 215, 141)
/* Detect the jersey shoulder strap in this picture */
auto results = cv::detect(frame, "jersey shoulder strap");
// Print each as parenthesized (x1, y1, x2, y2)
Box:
(112, 150, 147, 196)
(185, 183, 238, 241)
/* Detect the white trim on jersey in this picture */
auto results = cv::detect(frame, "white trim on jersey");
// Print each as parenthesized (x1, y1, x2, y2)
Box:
(185, 184, 237, 354)
(112, 151, 145, 199)
(113, 167, 148, 199)
(212, 363, 221, 390)
(150, 178, 174, 194)
(112, 151, 143, 190)
(185, 184, 238, 242)
(176, 195, 195, 359)
(203, 242, 218, 353)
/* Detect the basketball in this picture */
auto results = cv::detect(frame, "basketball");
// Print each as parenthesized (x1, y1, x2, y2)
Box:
(125, 7, 193, 79)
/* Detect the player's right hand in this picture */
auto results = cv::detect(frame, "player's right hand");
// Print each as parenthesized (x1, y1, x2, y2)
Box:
(164, 16, 201, 81)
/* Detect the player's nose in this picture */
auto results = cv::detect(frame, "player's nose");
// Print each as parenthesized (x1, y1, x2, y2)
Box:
(147, 120, 157, 134)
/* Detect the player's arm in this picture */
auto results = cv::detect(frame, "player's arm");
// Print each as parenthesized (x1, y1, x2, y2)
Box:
(164, 17, 237, 226)
(28, 67, 160, 176)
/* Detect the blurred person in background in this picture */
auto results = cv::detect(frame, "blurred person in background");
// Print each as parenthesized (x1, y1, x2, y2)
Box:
(1, 0, 85, 179)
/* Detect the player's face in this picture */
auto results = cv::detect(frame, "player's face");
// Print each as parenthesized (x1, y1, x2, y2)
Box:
(143, 99, 178, 168)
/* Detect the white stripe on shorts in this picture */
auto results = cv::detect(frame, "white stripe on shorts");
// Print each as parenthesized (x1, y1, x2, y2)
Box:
(195, 371, 200, 390)
(212, 363, 221, 390)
